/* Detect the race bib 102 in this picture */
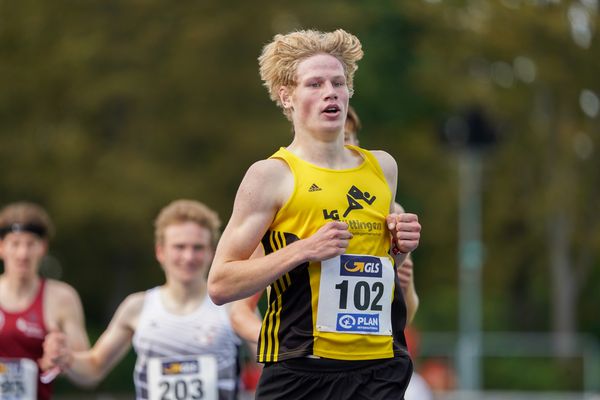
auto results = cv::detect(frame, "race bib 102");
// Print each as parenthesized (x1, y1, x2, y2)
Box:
(317, 254, 394, 335)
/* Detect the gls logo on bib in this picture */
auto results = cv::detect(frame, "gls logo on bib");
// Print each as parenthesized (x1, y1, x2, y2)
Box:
(161, 360, 199, 376)
(340, 255, 382, 278)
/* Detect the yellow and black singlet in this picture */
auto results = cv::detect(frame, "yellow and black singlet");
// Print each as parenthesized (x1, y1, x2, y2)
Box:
(258, 145, 409, 363)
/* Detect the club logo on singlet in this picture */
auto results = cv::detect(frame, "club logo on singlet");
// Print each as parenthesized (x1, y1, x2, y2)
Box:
(323, 185, 377, 221)
(343, 185, 376, 217)
(16, 317, 44, 339)
(161, 360, 199, 376)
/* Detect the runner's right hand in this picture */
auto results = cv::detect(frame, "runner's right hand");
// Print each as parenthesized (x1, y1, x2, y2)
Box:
(39, 331, 71, 370)
(304, 221, 352, 262)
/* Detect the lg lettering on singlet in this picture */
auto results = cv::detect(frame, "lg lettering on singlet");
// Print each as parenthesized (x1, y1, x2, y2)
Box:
(0, 358, 37, 400)
(147, 356, 217, 400)
(317, 254, 394, 335)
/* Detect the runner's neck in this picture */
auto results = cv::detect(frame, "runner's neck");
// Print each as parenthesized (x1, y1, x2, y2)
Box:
(160, 280, 207, 315)
(0, 274, 41, 311)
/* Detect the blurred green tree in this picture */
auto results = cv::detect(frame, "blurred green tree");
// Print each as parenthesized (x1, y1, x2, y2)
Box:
(401, 0, 600, 351)
(1, 0, 599, 394)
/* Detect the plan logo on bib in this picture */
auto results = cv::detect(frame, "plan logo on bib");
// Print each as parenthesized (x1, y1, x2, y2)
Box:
(336, 313, 380, 333)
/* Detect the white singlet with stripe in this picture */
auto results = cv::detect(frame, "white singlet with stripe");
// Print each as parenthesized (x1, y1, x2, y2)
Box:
(132, 287, 241, 400)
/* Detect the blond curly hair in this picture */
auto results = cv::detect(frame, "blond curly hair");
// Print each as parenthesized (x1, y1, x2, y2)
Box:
(258, 29, 364, 120)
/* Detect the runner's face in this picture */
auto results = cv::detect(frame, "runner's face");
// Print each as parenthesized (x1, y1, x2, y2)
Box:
(156, 222, 214, 283)
(289, 54, 349, 136)
(0, 232, 46, 278)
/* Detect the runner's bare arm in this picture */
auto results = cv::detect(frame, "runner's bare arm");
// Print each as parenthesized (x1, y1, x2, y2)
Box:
(397, 255, 419, 324)
(372, 151, 421, 323)
(208, 159, 352, 305)
(392, 203, 420, 324)
(39, 281, 90, 373)
(372, 151, 421, 259)
(47, 293, 143, 387)
(229, 291, 263, 344)
(53, 282, 90, 351)
(228, 246, 264, 343)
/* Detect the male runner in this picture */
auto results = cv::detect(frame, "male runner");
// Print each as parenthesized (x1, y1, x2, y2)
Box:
(0, 202, 89, 400)
(208, 30, 421, 399)
(44, 199, 261, 400)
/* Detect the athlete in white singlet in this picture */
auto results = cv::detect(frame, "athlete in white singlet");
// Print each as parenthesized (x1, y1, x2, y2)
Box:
(42, 200, 261, 400)
(133, 287, 240, 399)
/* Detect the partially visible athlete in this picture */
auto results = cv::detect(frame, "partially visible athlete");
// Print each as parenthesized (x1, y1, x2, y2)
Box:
(0, 201, 89, 400)
(43, 199, 262, 400)
(345, 105, 420, 323)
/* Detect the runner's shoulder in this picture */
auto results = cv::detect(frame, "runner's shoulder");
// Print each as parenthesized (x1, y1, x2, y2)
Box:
(368, 149, 396, 168)
(119, 291, 146, 315)
(239, 158, 292, 202)
(45, 279, 82, 305)
(246, 158, 291, 182)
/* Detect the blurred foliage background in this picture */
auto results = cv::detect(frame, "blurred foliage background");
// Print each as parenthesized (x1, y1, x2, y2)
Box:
(1, 0, 599, 395)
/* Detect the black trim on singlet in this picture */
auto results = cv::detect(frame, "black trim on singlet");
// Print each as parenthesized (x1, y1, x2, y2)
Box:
(259, 231, 313, 362)
(392, 263, 410, 355)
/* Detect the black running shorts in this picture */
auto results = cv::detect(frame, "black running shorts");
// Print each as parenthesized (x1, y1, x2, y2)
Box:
(255, 356, 413, 400)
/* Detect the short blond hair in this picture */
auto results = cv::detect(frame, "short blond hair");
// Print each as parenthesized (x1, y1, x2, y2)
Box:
(154, 200, 221, 248)
(0, 202, 54, 239)
(259, 29, 363, 119)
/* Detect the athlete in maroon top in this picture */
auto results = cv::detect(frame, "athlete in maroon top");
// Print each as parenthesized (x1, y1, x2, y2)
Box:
(0, 202, 90, 399)
(0, 280, 51, 399)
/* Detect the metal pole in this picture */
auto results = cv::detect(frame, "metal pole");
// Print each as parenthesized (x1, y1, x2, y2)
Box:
(456, 150, 483, 392)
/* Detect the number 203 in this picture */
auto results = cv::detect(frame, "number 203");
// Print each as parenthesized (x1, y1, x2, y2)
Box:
(159, 379, 203, 400)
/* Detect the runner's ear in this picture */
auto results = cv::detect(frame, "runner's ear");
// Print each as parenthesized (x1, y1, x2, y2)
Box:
(279, 86, 292, 109)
